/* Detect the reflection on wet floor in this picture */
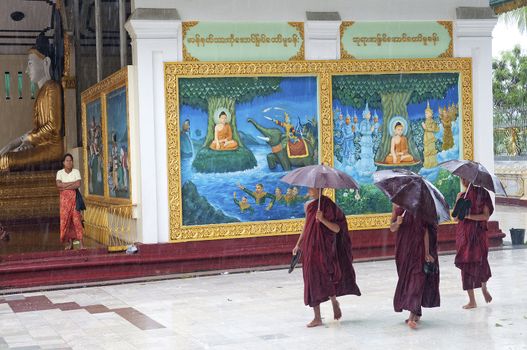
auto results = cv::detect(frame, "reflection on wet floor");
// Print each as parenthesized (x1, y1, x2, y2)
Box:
(0, 204, 525, 256)
(0, 220, 104, 256)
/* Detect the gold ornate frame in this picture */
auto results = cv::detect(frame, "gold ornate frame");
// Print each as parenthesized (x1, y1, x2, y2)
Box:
(165, 58, 473, 241)
(81, 67, 132, 205)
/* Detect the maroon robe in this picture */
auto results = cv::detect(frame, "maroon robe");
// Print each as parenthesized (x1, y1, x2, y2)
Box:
(454, 186, 494, 290)
(393, 207, 440, 316)
(301, 195, 361, 307)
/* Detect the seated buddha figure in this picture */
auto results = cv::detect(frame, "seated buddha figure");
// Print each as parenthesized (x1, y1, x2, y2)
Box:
(384, 122, 414, 164)
(210, 111, 238, 151)
(0, 34, 63, 171)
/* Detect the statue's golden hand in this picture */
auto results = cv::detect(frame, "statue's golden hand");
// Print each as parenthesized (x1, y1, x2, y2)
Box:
(14, 141, 34, 152)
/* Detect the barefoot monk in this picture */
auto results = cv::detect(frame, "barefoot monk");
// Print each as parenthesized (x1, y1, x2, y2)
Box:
(454, 178, 494, 309)
(292, 188, 361, 328)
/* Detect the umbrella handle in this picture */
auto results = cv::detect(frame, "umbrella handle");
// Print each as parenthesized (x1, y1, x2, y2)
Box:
(463, 182, 471, 199)
(318, 188, 321, 211)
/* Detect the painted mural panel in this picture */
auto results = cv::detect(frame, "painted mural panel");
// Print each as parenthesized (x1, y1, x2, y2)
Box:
(178, 76, 319, 226)
(106, 86, 130, 199)
(332, 73, 461, 215)
(86, 98, 104, 196)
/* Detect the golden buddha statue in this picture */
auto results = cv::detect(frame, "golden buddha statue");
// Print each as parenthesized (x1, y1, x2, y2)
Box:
(0, 35, 63, 172)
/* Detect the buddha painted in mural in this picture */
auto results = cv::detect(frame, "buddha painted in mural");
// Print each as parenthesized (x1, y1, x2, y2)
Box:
(422, 101, 440, 168)
(210, 111, 238, 151)
(0, 34, 63, 171)
(384, 121, 415, 164)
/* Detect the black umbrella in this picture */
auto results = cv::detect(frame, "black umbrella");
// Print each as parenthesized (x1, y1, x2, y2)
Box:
(288, 250, 302, 273)
(373, 169, 451, 224)
(439, 160, 507, 196)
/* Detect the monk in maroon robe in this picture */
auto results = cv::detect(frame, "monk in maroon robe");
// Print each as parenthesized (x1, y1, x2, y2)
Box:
(390, 204, 440, 329)
(454, 178, 493, 309)
(292, 188, 361, 327)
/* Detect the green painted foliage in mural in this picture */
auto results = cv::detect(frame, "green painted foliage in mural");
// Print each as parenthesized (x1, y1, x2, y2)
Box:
(179, 77, 283, 111)
(337, 169, 458, 215)
(332, 73, 459, 109)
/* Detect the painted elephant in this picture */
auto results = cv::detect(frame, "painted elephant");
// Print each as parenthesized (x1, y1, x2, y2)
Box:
(248, 118, 315, 171)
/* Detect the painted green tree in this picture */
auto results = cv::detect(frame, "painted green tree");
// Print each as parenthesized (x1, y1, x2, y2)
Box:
(332, 73, 459, 163)
(179, 77, 282, 173)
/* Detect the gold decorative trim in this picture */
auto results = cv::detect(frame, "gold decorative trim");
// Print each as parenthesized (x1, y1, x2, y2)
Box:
(61, 76, 76, 89)
(492, 0, 527, 14)
(165, 58, 473, 240)
(81, 67, 132, 205)
(340, 21, 356, 59)
(182, 21, 200, 62)
(63, 32, 72, 77)
(437, 21, 454, 58)
(287, 22, 305, 61)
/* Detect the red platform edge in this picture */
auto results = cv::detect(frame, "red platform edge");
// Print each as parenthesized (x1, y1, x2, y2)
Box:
(0, 221, 505, 289)
(496, 196, 527, 207)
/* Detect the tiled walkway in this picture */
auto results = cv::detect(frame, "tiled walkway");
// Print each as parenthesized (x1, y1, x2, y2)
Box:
(1, 247, 526, 350)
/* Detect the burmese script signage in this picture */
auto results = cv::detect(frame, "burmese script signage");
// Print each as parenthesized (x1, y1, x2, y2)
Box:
(182, 22, 304, 61)
(340, 21, 453, 59)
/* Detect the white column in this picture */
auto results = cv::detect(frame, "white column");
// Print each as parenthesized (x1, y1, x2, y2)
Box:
(454, 19, 497, 173)
(125, 12, 182, 243)
(304, 20, 342, 60)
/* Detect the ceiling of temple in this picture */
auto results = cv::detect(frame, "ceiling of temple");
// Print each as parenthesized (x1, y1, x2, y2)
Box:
(0, 0, 128, 56)
(0, 0, 54, 55)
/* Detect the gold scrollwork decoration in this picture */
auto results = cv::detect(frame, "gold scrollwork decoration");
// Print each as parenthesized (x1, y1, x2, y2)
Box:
(437, 21, 453, 58)
(492, 0, 527, 14)
(340, 21, 356, 59)
(287, 22, 305, 61)
(182, 21, 200, 62)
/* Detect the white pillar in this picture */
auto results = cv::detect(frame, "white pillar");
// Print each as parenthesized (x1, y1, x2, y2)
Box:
(125, 9, 182, 243)
(304, 20, 341, 60)
(454, 18, 497, 173)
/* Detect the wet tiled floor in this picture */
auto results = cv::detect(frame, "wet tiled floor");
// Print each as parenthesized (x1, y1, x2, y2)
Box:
(0, 247, 526, 350)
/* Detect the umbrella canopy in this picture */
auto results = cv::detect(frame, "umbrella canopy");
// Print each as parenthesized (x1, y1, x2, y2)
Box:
(373, 169, 451, 224)
(280, 164, 360, 190)
(439, 160, 507, 196)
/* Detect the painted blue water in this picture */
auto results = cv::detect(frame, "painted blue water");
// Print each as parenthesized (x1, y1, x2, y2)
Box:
(181, 145, 308, 223)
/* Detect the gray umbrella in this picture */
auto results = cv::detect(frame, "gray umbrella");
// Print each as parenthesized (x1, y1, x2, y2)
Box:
(280, 164, 360, 209)
(280, 164, 360, 189)
(438, 160, 507, 196)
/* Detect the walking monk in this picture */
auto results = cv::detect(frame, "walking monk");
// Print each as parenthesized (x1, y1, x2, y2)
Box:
(454, 178, 493, 309)
(390, 204, 440, 329)
(292, 188, 361, 327)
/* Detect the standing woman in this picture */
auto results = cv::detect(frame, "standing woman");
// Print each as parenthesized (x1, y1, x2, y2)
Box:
(390, 204, 440, 329)
(56, 153, 84, 250)
(292, 188, 361, 328)
(454, 178, 493, 309)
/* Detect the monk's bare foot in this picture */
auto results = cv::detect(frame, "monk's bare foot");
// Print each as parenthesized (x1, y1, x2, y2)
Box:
(332, 302, 342, 320)
(307, 319, 323, 328)
(482, 288, 492, 304)
(462, 302, 477, 309)
(407, 320, 417, 329)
